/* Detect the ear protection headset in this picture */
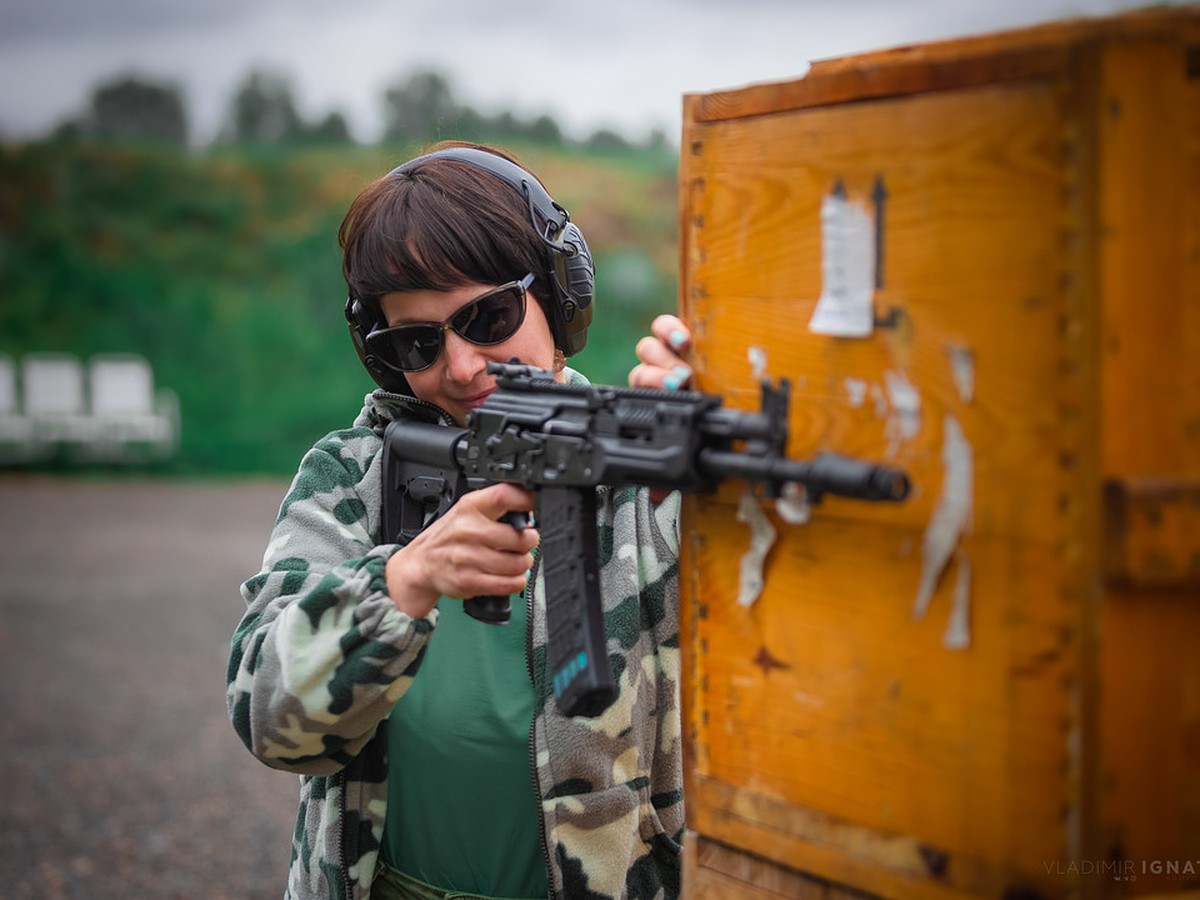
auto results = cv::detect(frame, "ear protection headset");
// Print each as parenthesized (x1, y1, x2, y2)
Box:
(344, 146, 595, 393)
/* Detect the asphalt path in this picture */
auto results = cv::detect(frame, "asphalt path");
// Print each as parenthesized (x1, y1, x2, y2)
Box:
(0, 476, 300, 898)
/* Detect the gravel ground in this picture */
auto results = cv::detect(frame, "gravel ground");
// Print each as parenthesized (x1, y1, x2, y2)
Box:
(0, 475, 300, 898)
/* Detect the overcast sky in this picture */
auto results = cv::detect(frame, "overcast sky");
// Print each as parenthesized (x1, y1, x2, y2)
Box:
(0, 0, 1185, 145)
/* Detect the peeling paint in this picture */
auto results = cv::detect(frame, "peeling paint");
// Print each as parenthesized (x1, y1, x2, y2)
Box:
(942, 551, 972, 650)
(914, 415, 973, 639)
(775, 481, 812, 525)
(871, 383, 888, 419)
(791, 690, 825, 708)
(747, 346, 768, 380)
(884, 370, 922, 454)
(844, 377, 869, 408)
(736, 488, 777, 607)
(947, 345, 976, 404)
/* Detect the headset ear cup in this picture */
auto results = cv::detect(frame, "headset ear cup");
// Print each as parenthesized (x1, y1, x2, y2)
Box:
(553, 223, 595, 357)
(345, 296, 411, 394)
(560, 223, 595, 312)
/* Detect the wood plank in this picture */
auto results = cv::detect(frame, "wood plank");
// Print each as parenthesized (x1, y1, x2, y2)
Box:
(684, 832, 879, 899)
(687, 7, 1200, 125)
(1091, 35, 1200, 891)
(1099, 585, 1200, 892)
(1097, 35, 1200, 480)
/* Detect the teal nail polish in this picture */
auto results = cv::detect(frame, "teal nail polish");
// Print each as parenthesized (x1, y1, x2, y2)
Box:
(669, 329, 687, 349)
(663, 374, 681, 391)
(673, 365, 691, 382)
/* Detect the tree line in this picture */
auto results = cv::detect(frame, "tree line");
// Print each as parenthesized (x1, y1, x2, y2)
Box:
(48, 68, 669, 153)
(0, 138, 677, 473)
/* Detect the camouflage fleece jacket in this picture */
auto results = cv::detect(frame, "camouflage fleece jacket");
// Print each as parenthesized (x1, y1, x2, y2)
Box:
(226, 374, 684, 900)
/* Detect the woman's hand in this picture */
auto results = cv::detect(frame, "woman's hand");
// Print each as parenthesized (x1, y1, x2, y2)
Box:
(384, 482, 538, 619)
(629, 314, 693, 391)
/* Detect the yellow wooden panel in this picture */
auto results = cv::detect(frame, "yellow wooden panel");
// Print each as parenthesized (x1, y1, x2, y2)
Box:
(683, 80, 1078, 548)
(1092, 21, 1200, 887)
(678, 9, 1200, 900)
(679, 66, 1098, 899)
(680, 75, 1091, 891)
(682, 501, 1079, 897)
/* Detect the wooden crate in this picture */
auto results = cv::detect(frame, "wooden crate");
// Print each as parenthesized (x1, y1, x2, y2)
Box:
(678, 8, 1200, 899)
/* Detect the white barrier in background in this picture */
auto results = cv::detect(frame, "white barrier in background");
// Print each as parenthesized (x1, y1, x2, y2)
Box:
(0, 355, 34, 457)
(0, 352, 179, 463)
(23, 353, 90, 444)
(87, 354, 179, 452)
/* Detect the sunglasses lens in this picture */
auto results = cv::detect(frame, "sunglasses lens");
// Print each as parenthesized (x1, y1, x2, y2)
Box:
(368, 324, 442, 372)
(364, 277, 529, 373)
(452, 285, 525, 345)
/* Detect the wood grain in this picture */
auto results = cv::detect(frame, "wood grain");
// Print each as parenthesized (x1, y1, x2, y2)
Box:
(679, 8, 1200, 899)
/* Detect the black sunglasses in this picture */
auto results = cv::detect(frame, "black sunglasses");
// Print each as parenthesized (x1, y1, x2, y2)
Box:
(366, 273, 534, 373)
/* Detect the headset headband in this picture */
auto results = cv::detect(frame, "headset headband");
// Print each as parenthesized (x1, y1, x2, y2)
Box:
(389, 147, 571, 247)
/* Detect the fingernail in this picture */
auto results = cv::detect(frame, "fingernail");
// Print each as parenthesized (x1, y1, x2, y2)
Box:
(663, 374, 681, 391)
(524, 569, 532, 581)
(673, 365, 691, 383)
(669, 329, 687, 349)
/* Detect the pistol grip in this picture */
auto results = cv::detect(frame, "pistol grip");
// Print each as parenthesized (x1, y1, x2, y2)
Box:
(463, 510, 530, 626)
(463, 595, 512, 624)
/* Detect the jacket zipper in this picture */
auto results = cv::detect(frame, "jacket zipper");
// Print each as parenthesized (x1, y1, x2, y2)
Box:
(527, 486, 610, 899)
(372, 389, 455, 428)
(525, 547, 556, 900)
(337, 769, 353, 898)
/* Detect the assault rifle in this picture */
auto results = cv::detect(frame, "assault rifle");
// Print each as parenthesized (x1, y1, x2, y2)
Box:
(382, 361, 909, 718)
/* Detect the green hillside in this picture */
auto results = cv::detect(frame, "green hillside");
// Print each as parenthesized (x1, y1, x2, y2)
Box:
(0, 139, 679, 476)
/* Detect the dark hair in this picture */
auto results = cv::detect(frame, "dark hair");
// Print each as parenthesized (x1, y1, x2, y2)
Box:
(339, 142, 550, 318)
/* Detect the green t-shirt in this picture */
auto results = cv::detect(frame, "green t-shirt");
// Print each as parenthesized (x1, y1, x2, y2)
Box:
(381, 593, 548, 898)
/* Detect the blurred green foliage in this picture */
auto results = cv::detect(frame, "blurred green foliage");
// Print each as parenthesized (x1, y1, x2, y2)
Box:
(0, 139, 679, 476)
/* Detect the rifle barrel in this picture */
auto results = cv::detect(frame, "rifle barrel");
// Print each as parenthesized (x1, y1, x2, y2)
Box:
(698, 449, 910, 501)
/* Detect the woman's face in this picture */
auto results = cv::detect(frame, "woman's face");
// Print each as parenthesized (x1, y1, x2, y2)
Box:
(379, 281, 560, 425)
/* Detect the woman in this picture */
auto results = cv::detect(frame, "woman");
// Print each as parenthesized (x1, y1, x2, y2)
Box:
(226, 142, 693, 900)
